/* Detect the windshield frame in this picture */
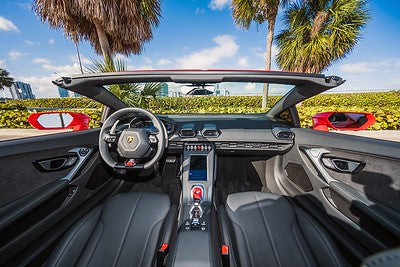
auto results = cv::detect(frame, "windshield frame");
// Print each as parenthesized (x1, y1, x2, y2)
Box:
(53, 70, 344, 115)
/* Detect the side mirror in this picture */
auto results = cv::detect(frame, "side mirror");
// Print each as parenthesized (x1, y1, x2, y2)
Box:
(28, 112, 91, 131)
(312, 112, 375, 131)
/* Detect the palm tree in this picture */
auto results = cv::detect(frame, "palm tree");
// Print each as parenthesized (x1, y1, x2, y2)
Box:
(33, 0, 161, 62)
(87, 59, 161, 107)
(276, 0, 369, 73)
(231, 0, 288, 108)
(0, 68, 14, 101)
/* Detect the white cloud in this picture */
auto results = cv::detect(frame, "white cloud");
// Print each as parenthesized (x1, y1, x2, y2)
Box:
(70, 54, 92, 65)
(339, 62, 373, 74)
(330, 58, 400, 92)
(244, 83, 256, 91)
(176, 35, 239, 68)
(237, 57, 249, 67)
(48, 38, 55, 45)
(17, 62, 83, 97)
(0, 16, 19, 32)
(158, 58, 172, 66)
(209, 0, 231, 10)
(25, 40, 40, 46)
(32, 58, 50, 64)
(0, 59, 5, 68)
(127, 65, 135, 70)
(339, 59, 400, 74)
(16, 74, 60, 98)
(8, 50, 28, 60)
(42, 63, 82, 74)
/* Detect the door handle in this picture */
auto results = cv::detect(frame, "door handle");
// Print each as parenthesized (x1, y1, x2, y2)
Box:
(321, 157, 365, 174)
(33, 155, 78, 172)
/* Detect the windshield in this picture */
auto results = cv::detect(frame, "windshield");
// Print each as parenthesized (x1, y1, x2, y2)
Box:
(109, 82, 293, 114)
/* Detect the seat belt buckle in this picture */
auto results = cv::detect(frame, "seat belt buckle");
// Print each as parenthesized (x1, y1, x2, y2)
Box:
(222, 244, 230, 267)
(157, 243, 169, 267)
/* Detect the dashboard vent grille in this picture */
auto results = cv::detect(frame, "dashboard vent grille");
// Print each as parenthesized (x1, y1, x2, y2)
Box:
(277, 131, 294, 139)
(272, 127, 294, 140)
(179, 124, 196, 138)
(202, 129, 219, 137)
(201, 124, 220, 138)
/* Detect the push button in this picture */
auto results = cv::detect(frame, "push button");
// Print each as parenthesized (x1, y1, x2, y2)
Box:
(192, 186, 203, 201)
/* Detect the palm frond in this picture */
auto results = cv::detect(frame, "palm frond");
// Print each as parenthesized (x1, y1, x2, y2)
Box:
(33, 0, 161, 55)
(276, 0, 369, 73)
(87, 58, 161, 107)
(0, 68, 14, 90)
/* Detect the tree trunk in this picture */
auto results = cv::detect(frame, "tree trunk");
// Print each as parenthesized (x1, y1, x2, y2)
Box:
(93, 19, 112, 63)
(311, 11, 328, 40)
(262, 18, 276, 109)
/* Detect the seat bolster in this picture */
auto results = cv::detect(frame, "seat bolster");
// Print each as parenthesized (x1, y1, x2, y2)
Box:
(45, 206, 102, 267)
(295, 206, 346, 267)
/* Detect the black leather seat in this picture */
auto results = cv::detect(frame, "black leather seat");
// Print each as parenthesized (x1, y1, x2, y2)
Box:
(46, 192, 172, 267)
(223, 192, 346, 267)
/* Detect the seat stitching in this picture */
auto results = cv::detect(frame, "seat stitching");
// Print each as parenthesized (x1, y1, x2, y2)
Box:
(113, 193, 143, 267)
(298, 210, 340, 267)
(53, 208, 101, 266)
(138, 219, 164, 266)
(254, 192, 281, 267)
(291, 222, 313, 267)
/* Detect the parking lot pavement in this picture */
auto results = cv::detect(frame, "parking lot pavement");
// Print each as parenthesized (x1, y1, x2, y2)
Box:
(0, 129, 68, 141)
(335, 130, 400, 142)
(0, 129, 399, 142)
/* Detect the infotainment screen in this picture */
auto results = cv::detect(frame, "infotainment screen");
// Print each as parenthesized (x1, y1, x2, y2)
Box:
(189, 155, 207, 181)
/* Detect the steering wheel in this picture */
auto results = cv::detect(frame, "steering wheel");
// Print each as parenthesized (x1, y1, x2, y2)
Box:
(99, 107, 167, 170)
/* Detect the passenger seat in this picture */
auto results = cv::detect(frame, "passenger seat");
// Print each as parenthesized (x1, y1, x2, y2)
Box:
(221, 191, 346, 267)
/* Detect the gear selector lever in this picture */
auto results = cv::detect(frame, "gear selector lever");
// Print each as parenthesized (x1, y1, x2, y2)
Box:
(188, 185, 205, 230)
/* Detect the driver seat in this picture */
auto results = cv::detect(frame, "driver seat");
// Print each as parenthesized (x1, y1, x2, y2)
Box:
(45, 192, 174, 267)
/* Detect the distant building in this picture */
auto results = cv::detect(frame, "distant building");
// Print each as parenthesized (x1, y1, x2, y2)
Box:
(10, 81, 35, 100)
(58, 87, 69, 98)
(58, 87, 81, 98)
(158, 83, 169, 97)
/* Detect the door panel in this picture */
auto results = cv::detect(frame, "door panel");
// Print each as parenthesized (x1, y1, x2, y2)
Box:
(0, 129, 100, 206)
(276, 128, 400, 264)
(0, 129, 119, 266)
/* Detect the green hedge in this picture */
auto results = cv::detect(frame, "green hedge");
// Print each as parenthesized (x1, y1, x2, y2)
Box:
(0, 92, 399, 130)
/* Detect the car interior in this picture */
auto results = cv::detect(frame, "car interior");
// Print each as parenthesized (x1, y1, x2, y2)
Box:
(0, 71, 399, 267)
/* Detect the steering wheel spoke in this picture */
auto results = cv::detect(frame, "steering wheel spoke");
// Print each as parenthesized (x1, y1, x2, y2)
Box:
(148, 134, 158, 144)
(104, 133, 118, 144)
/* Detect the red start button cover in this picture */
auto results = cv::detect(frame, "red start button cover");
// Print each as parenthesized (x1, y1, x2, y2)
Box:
(192, 186, 203, 200)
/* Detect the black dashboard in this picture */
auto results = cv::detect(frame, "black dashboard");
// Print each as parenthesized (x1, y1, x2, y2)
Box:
(151, 114, 295, 155)
(124, 113, 294, 155)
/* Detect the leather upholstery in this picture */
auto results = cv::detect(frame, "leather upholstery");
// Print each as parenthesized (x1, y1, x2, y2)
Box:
(225, 192, 346, 267)
(46, 192, 171, 267)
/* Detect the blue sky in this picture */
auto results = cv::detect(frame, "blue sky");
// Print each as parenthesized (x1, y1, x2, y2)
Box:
(0, 0, 399, 98)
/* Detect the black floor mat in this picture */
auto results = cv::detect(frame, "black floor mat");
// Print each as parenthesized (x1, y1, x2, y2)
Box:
(216, 156, 270, 204)
(129, 160, 181, 204)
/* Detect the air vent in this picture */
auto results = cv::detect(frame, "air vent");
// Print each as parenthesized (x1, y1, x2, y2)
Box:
(179, 124, 196, 138)
(272, 127, 294, 140)
(202, 124, 220, 138)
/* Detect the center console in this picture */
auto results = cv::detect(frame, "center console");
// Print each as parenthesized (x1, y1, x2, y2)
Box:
(168, 143, 219, 266)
